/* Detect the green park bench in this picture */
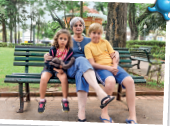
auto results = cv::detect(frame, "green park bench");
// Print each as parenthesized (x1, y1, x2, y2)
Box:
(4, 46, 146, 113)
(130, 48, 165, 76)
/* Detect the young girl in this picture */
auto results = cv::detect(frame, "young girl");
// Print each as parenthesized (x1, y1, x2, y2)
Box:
(38, 29, 74, 113)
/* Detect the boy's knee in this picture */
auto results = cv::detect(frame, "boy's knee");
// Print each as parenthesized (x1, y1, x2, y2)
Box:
(105, 76, 116, 88)
(123, 76, 134, 88)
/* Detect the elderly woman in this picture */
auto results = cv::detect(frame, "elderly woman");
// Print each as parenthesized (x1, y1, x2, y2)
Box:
(44, 17, 137, 124)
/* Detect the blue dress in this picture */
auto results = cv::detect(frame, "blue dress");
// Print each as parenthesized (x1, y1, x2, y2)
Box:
(67, 37, 93, 92)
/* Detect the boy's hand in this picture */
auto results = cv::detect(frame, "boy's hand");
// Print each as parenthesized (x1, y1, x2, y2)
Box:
(53, 68, 64, 74)
(107, 66, 118, 75)
(44, 53, 53, 61)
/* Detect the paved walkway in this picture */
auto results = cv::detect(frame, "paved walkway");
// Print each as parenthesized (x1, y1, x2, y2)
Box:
(0, 96, 163, 124)
(128, 61, 165, 81)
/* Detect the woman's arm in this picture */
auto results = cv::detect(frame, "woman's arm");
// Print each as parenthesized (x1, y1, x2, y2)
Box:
(88, 58, 118, 75)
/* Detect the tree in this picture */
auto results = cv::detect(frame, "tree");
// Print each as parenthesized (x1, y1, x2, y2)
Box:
(106, 3, 128, 47)
(94, 2, 108, 15)
(128, 3, 166, 40)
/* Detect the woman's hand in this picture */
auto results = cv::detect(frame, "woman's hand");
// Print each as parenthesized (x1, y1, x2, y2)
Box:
(44, 53, 53, 61)
(106, 66, 118, 75)
(53, 68, 64, 74)
(110, 51, 119, 64)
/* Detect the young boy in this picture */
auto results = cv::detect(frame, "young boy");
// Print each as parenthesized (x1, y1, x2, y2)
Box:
(84, 23, 137, 124)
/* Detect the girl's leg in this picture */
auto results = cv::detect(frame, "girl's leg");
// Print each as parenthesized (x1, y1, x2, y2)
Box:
(57, 72, 69, 112)
(83, 69, 112, 101)
(122, 76, 137, 124)
(39, 72, 53, 99)
(77, 91, 88, 120)
(56, 73, 68, 99)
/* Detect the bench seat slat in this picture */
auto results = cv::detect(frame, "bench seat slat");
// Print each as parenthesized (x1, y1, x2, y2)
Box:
(14, 52, 45, 56)
(4, 77, 146, 84)
(15, 57, 44, 61)
(6, 74, 144, 79)
(14, 62, 44, 66)
(15, 48, 49, 52)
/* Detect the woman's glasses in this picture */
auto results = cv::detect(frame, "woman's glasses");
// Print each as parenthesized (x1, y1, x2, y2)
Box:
(74, 24, 82, 27)
(76, 42, 82, 51)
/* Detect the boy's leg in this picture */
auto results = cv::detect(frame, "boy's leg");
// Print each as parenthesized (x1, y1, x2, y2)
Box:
(101, 76, 116, 123)
(115, 66, 137, 124)
(40, 72, 53, 99)
(122, 76, 136, 124)
(95, 69, 116, 123)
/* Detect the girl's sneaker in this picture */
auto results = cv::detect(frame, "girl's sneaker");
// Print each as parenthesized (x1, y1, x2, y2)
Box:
(61, 100, 70, 112)
(38, 99, 46, 113)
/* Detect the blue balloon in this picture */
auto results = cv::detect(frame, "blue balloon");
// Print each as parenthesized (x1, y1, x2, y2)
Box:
(148, 0, 170, 21)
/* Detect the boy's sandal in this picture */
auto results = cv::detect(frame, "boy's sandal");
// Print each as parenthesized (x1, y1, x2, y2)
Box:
(100, 95, 115, 109)
(100, 116, 113, 123)
(78, 118, 86, 122)
(126, 119, 137, 124)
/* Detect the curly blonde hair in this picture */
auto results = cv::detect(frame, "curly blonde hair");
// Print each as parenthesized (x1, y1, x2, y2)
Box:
(52, 29, 73, 49)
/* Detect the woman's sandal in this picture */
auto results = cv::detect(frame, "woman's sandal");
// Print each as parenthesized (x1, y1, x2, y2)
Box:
(100, 95, 115, 109)
(78, 118, 87, 122)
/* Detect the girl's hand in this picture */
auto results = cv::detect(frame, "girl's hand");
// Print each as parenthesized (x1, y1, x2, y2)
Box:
(53, 68, 64, 74)
(44, 53, 53, 61)
(107, 66, 118, 75)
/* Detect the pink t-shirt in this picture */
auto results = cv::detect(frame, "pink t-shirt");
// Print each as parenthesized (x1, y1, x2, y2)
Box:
(55, 48, 68, 60)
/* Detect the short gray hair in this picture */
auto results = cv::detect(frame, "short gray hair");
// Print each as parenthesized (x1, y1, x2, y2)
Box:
(70, 17, 85, 30)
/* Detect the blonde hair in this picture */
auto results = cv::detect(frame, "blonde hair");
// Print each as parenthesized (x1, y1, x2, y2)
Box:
(52, 29, 72, 49)
(88, 23, 103, 35)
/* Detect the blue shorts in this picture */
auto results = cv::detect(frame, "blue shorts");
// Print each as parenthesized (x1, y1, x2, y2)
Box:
(95, 66, 131, 89)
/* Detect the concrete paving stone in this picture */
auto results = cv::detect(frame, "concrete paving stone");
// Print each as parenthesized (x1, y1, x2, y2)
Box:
(53, 96, 62, 101)
(88, 97, 97, 100)
(67, 97, 72, 101)
(46, 97, 54, 101)
(71, 97, 78, 100)
(0, 97, 8, 101)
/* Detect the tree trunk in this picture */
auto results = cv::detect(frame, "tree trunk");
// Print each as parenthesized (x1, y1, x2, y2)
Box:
(128, 3, 138, 40)
(30, 18, 32, 42)
(2, 19, 7, 42)
(106, 3, 127, 47)
(80, 1, 83, 18)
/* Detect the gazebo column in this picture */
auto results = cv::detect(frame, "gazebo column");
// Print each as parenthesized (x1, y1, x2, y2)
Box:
(85, 26, 89, 36)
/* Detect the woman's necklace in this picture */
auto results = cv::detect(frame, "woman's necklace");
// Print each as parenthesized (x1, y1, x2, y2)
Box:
(73, 35, 83, 42)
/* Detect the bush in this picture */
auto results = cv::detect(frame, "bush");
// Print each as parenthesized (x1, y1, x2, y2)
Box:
(20, 43, 33, 46)
(126, 40, 165, 60)
(0, 42, 7, 47)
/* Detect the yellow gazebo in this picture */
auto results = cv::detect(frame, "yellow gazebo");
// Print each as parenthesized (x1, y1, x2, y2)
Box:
(63, 6, 107, 35)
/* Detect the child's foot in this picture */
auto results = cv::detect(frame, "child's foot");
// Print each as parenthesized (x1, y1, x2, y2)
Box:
(61, 99, 70, 112)
(38, 99, 46, 113)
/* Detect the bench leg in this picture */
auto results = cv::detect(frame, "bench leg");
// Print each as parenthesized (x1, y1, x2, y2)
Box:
(137, 60, 140, 69)
(116, 84, 122, 101)
(146, 64, 151, 76)
(17, 83, 24, 113)
(25, 83, 30, 102)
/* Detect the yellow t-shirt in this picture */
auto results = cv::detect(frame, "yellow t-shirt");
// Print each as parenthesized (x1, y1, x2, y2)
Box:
(85, 38, 115, 66)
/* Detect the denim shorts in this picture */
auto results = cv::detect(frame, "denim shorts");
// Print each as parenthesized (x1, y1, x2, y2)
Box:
(95, 66, 131, 89)
(41, 66, 66, 77)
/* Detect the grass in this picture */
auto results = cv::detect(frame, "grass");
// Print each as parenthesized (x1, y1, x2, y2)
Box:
(0, 47, 44, 91)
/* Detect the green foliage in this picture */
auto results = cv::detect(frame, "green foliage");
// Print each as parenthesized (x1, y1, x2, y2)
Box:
(20, 43, 33, 46)
(126, 40, 165, 60)
(0, 42, 7, 47)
